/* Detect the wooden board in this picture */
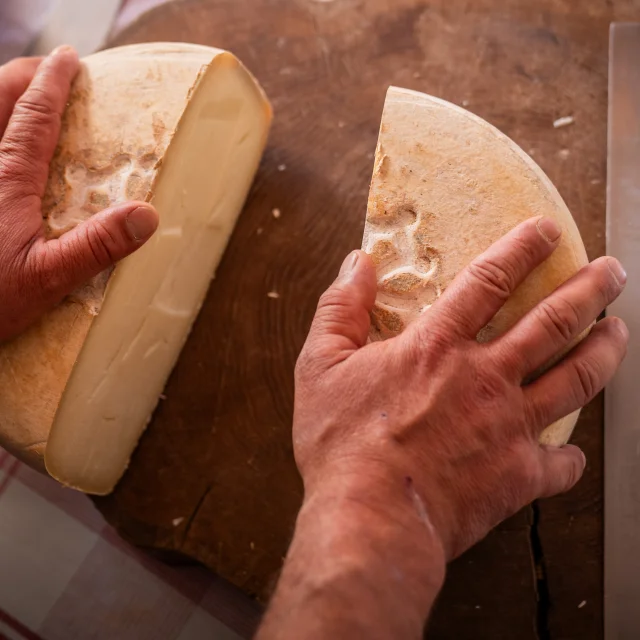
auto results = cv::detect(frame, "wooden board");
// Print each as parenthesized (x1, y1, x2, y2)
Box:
(94, 0, 640, 637)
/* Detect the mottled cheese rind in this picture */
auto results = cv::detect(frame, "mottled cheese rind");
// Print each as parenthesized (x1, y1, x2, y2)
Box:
(46, 49, 272, 494)
(0, 43, 272, 488)
(362, 86, 589, 446)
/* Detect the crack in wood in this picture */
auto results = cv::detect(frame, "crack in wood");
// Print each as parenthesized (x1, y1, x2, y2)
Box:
(529, 501, 551, 640)
(180, 484, 213, 549)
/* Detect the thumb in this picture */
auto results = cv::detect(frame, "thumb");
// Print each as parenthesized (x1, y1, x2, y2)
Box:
(306, 250, 377, 355)
(537, 444, 586, 499)
(35, 201, 159, 296)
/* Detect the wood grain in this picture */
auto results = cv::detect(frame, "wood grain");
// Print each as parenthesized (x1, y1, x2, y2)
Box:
(94, 0, 640, 637)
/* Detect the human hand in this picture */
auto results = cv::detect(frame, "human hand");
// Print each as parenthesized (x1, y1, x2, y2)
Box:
(293, 216, 627, 559)
(0, 47, 158, 343)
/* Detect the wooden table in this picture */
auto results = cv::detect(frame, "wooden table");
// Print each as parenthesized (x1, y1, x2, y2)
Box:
(94, 1, 640, 637)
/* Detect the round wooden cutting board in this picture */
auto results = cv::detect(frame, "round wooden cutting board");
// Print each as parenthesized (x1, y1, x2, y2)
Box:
(94, 1, 639, 637)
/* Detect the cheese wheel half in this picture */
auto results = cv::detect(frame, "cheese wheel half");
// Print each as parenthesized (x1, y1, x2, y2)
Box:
(362, 87, 589, 446)
(0, 43, 272, 494)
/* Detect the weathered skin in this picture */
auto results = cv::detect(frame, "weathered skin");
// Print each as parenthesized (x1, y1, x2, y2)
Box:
(259, 220, 628, 639)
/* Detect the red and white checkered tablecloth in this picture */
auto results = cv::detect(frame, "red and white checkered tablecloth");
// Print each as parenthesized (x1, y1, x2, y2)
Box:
(0, 451, 262, 640)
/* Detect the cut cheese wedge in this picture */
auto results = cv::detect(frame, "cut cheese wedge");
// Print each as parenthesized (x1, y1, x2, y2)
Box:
(0, 42, 272, 494)
(362, 87, 589, 446)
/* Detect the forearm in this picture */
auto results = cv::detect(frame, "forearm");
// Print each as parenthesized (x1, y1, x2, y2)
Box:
(256, 478, 446, 640)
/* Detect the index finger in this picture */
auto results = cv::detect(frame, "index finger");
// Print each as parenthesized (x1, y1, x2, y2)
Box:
(0, 46, 79, 204)
(0, 57, 43, 134)
(429, 216, 563, 340)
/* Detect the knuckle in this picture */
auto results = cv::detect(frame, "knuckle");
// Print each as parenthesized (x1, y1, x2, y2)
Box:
(15, 86, 59, 122)
(511, 233, 540, 263)
(571, 357, 601, 405)
(30, 243, 67, 298)
(315, 286, 352, 325)
(318, 285, 349, 311)
(535, 296, 581, 343)
(476, 377, 502, 404)
(492, 341, 522, 378)
(467, 256, 515, 300)
(407, 322, 454, 364)
(84, 220, 119, 267)
(0, 89, 61, 166)
(0, 146, 37, 188)
(474, 365, 509, 404)
(598, 261, 624, 302)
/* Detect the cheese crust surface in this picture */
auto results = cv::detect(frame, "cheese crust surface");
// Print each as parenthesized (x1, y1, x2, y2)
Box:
(362, 87, 588, 446)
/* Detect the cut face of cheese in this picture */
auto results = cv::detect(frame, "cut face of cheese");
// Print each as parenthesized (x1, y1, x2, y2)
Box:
(0, 43, 272, 494)
(362, 87, 589, 446)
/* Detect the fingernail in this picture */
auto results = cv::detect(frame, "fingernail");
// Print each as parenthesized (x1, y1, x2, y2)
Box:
(50, 45, 75, 58)
(579, 449, 587, 470)
(125, 206, 158, 241)
(613, 317, 629, 340)
(339, 251, 359, 277)
(607, 258, 627, 286)
(536, 217, 562, 243)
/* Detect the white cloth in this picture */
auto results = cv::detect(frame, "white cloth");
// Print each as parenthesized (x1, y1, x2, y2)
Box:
(0, 0, 171, 65)
(0, 0, 55, 63)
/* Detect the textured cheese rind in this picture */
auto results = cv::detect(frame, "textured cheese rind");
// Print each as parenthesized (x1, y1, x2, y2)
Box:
(0, 43, 220, 469)
(362, 87, 589, 446)
(0, 303, 92, 469)
(0, 43, 271, 475)
(45, 49, 272, 494)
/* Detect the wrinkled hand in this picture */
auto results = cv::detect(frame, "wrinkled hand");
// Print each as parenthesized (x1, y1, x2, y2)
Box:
(0, 47, 158, 342)
(294, 217, 628, 559)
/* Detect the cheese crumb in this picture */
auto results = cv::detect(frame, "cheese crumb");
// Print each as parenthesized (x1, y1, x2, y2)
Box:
(559, 149, 570, 159)
(277, 164, 287, 171)
(578, 600, 587, 609)
(462, 99, 470, 107)
(272, 208, 281, 219)
(267, 291, 280, 299)
(172, 517, 185, 527)
(553, 116, 574, 128)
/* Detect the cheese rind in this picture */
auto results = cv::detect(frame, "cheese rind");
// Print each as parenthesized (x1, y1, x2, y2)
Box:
(363, 87, 589, 446)
(0, 43, 272, 492)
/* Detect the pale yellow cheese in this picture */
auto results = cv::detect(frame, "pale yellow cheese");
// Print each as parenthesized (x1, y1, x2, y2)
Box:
(0, 43, 272, 494)
(362, 87, 589, 446)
